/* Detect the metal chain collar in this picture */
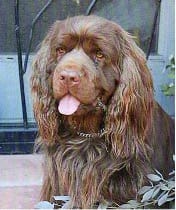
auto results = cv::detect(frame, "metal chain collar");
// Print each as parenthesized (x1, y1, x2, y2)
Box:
(96, 97, 107, 111)
(73, 98, 107, 139)
(76, 128, 106, 139)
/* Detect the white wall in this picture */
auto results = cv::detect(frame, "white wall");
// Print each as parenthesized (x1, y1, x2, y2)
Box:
(0, 55, 34, 123)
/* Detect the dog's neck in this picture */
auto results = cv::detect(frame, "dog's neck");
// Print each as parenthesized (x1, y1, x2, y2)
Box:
(60, 97, 107, 137)
(62, 110, 104, 134)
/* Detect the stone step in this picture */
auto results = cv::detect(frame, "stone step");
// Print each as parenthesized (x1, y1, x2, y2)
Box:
(0, 127, 37, 154)
(0, 186, 41, 209)
(0, 154, 43, 209)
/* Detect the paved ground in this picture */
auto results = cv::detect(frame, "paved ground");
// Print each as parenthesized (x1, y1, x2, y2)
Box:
(0, 154, 43, 209)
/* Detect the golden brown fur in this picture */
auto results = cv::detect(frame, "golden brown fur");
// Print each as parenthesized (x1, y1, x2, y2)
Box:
(31, 15, 174, 208)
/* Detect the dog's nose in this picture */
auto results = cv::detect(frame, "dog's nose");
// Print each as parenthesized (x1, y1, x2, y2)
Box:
(59, 70, 80, 85)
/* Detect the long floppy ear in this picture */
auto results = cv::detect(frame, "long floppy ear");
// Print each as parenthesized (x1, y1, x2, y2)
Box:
(105, 25, 154, 159)
(31, 21, 61, 144)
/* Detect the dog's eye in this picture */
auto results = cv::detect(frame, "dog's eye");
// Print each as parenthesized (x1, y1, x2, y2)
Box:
(56, 47, 66, 55)
(95, 50, 104, 59)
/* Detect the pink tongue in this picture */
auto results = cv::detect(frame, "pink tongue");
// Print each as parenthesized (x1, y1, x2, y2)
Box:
(58, 94, 80, 115)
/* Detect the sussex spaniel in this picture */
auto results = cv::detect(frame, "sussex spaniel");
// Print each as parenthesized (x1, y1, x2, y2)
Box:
(31, 15, 174, 208)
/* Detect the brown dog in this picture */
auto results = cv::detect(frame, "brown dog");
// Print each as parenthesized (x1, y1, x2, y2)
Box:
(31, 15, 174, 208)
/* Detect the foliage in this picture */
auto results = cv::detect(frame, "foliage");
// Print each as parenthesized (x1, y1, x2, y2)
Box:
(161, 55, 175, 96)
(119, 156, 175, 209)
(35, 196, 70, 209)
(119, 170, 175, 209)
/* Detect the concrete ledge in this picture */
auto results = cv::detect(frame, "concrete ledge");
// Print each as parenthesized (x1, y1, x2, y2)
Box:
(0, 154, 43, 209)
(0, 186, 41, 209)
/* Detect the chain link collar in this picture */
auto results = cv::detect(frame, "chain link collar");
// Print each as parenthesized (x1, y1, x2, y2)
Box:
(96, 97, 107, 111)
(76, 128, 106, 139)
(73, 97, 107, 139)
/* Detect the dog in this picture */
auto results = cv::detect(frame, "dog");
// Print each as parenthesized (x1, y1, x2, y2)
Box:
(31, 15, 174, 208)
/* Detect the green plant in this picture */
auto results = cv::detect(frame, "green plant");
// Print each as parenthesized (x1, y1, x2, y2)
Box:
(119, 156, 175, 209)
(161, 55, 175, 96)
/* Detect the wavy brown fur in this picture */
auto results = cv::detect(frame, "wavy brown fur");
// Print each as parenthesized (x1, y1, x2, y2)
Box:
(31, 16, 174, 208)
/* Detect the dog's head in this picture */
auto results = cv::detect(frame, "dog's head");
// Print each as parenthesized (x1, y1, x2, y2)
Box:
(31, 15, 153, 156)
(48, 16, 120, 116)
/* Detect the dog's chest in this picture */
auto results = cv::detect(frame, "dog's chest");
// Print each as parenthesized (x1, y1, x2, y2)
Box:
(55, 140, 114, 193)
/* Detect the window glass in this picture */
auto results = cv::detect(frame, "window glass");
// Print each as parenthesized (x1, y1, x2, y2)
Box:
(0, 0, 159, 53)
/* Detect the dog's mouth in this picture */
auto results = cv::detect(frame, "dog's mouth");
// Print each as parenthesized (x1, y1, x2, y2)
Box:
(58, 93, 106, 116)
(58, 94, 81, 115)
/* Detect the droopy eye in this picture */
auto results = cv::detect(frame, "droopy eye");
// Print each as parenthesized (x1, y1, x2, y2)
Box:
(95, 50, 104, 59)
(56, 46, 66, 55)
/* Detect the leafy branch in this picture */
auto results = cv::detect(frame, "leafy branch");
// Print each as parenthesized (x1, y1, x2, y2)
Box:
(119, 157, 175, 209)
(161, 55, 175, 96)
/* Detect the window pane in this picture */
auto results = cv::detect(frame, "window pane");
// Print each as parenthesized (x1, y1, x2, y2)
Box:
(0, 0, 159, 53)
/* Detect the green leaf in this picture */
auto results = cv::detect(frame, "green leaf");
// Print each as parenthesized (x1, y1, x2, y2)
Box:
(53, 196, 70, 201)
(169, 54, 174, 60)
(147, 174, 162, 182)
(154, 169, 163, 178)
(127, 200, 140, 208)
(168, 83, 175, 88)
(119, 203, 133, 209)
(166, 64, 171, 69)
(169, 170, 175, 176)
(138, 186, 152, 195)
(152, 187, 161, 198)
(160, 184, 169, 191)
(167, 181, 175, 189)
(168, 72, 175, 79)
(97, 202, 109, 209)
(141, 188, 155, 202)
(162, 86, 175, 96)
(35, 201, 54, 209)
(169, 55, 175, 66)
(166, 64, 175, 70)
(170, 58, 175, 65)
(158, 193, 169, 206)
(166, 86, 175, 96)
(166, 197, 175, 202)
(161, 85, 169, 92)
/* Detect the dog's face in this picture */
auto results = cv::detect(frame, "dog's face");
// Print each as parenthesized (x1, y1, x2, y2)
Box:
(52, 16, 119, 116)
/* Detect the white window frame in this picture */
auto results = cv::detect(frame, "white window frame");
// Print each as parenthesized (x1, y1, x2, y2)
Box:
(157, 0, 175, 60)
(147, 0, 175, 117)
